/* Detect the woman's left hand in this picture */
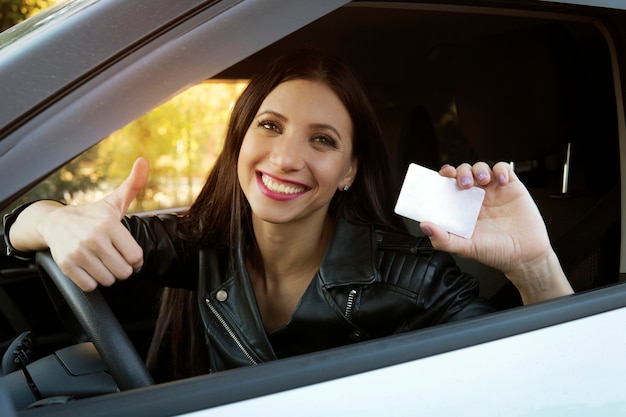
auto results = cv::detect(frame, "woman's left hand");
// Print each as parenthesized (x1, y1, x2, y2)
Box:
(419, 161, 573, 303)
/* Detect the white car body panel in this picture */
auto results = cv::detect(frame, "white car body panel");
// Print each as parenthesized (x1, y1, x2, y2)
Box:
(185, 307, 626, 417)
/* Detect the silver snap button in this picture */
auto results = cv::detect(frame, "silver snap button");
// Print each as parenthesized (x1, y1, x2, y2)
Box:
(216, 290, 228, 302)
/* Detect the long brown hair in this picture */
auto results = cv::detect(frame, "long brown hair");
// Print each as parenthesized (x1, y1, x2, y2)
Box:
(146, 47, 405, 381)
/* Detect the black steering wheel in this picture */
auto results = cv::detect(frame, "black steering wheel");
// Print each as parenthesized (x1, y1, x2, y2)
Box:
(35, 251, 154, 390)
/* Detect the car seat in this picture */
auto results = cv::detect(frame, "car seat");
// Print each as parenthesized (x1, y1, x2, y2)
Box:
(454, 23, 620, 299)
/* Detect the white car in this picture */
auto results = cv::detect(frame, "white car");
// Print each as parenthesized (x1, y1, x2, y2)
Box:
(1, 0, 625, 416)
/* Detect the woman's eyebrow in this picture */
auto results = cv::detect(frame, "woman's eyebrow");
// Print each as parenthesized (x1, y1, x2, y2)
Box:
(257, 110, 343, 140)
(256, 110, 287, 121)
(309, 123, 342, 140)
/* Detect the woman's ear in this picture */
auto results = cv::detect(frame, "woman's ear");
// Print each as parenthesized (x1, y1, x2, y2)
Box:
(339, 157, 359, 191)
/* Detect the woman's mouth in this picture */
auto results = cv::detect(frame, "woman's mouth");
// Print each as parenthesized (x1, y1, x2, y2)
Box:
(260, 173, 307, 195)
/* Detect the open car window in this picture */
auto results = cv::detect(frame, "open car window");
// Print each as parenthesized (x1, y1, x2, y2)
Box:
(0, 80, 247, 216)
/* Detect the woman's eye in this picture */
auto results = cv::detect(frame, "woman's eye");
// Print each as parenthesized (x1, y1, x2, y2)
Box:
(258, 120, 281, 133)
(312, 135, 337, 148)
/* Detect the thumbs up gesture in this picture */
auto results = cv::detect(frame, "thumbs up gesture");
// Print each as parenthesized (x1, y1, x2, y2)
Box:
(23, 158, 150, 291)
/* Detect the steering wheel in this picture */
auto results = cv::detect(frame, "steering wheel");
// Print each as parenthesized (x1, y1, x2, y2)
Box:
(35, 250, 154, 390)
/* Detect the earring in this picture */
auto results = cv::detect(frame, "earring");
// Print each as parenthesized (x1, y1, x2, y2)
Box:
(343, 185, 350, 191)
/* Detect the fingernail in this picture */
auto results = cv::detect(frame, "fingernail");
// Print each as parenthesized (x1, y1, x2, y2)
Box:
(460, 175, 472, 187)
(421, 225, 433, 237)
(498, 173, 507, 185)
(477, 170, 488, 183)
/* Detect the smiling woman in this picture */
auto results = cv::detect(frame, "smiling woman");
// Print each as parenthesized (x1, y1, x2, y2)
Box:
(5, 46, 573, 384)
(238, 79, 357, 225)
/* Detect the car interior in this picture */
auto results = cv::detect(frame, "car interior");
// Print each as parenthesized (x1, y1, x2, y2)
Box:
(217, 4, 621, 303)
(0, 0, 622, 412)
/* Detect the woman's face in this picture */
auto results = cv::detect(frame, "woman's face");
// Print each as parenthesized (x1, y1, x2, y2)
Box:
(237, 79, 357, 226)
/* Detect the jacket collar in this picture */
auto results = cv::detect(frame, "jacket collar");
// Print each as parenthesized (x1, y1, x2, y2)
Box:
(318, 216, 377, 287)
(233, 216, 378, 288)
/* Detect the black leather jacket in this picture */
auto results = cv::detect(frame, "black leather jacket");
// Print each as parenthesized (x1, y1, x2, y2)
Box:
(126, 214, 494, 372)
(3, 204, 493, 372)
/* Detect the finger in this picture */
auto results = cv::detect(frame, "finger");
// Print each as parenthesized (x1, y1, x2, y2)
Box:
(66, 269, 102, 292)
(471, 161, 492, 186)
(105, 157, 150, 218)
(439, 164, 457, 178)
(56, 252, 117, 291)
(110, 226, 144, 273)
(455, 163, 474, 189)
(492, 161, 513, 185)
(420, 221, 472, 258)
(77, 235, 131, 281)
(80, 260, 119, 288)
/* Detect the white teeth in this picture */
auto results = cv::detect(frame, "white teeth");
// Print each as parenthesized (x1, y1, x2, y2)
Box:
(261, 175, 306, 195)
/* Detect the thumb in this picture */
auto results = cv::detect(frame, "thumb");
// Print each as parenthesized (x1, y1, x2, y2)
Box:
(420, 221, 465, 255)
(105, 157, 149, 217)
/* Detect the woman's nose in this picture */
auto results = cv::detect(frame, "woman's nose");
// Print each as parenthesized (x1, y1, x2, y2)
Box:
(269, 133, 305, 171)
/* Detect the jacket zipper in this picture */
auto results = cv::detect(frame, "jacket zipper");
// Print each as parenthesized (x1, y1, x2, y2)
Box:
(205, 298, 258, 365)
(344, 289, 357, 319)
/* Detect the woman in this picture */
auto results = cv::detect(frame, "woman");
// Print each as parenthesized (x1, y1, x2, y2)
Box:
(4, 48, 573, 381)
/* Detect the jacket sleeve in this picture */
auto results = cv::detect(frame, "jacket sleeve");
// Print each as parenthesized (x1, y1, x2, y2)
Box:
(374, 232, 495, 333)
(413, 249, 495, 325)
(123, 214, 199, 290)
(3, 200, 55, 260)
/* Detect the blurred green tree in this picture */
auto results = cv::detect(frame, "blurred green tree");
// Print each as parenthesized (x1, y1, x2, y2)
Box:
(5, 81, 247, 214)
(0, 0, 54, 32)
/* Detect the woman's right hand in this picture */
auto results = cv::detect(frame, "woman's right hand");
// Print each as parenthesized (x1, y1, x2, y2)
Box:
(419, 161, 572, 304)
(11, 157, 149, 291)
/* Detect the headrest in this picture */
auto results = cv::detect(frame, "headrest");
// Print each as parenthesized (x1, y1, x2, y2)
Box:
(455, 24, 587, 162)
(398, 105, 439, 170)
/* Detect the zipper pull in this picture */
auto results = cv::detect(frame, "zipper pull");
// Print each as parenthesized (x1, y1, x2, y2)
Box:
(344, 289, 357, 319)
